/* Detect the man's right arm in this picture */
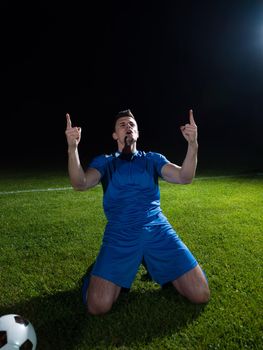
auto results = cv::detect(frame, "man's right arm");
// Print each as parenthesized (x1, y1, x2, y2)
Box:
(65, 113, 101, 191)
(68, 148, 101, 191)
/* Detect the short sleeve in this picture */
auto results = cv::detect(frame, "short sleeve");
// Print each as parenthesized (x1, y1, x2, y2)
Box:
(148, 152, 170, 177)
(88, 155, 107, 178)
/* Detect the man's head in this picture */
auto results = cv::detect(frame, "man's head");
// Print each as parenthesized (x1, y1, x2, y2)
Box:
(112, 109, 139, 152)
(113, 109, 136, 130)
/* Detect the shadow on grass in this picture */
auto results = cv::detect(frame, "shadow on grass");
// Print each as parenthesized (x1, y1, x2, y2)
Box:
(0, 282, 207, 349)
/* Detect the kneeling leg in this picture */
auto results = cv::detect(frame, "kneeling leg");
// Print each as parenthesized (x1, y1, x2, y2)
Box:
(172, 265, 210, 304)
(87, 275, 121, 315)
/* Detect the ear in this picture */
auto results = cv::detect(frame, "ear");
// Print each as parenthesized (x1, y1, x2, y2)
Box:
(112, 132, 118, 140)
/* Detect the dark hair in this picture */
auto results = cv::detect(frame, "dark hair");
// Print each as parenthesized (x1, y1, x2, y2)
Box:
(113, 109, 136, 130)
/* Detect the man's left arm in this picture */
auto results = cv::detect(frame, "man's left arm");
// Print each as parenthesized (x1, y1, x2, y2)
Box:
(161, 109, 198, 184)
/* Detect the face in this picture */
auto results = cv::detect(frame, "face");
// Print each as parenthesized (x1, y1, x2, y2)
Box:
(112, 116, 139, 147)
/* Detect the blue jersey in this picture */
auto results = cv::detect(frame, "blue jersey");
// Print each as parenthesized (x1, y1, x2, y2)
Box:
(88, 150, 170, 226)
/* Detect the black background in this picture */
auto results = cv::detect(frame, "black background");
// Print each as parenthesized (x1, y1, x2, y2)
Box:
(1, 1, 263, 173)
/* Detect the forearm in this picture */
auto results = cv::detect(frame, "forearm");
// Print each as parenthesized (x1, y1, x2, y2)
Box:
(67, 147, 87, 190)
(179, 142, 198, 184)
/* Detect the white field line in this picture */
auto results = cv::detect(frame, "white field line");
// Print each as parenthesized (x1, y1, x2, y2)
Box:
(0, 173, 262, 196)
(195, 173, 263, 181)
(0, 187, 73, 195)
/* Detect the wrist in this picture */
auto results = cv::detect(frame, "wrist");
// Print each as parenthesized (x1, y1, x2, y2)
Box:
(68, 145, 78, 153)
(188, 141, 198, 149)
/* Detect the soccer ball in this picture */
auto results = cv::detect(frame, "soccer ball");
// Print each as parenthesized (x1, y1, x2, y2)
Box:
(0, 314, 37, 350)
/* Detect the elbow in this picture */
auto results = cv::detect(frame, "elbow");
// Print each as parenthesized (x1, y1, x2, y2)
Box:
(178, 170, 195, 184)
(71, 181, 88, 191)
(179, 177, 193, 185)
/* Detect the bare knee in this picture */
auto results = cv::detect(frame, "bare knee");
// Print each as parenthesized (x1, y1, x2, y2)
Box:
(175, 283, 210, 304)
(87, 297, 113, 316)
(86, 276, 121, 316)
(172, 265, 211, 304)
(189, 285, 210, 304)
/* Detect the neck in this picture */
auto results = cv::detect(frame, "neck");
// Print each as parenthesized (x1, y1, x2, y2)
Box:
(118, 138, 137, 154)
(121, 144, 137, 154)
(118, 145, 137, 161)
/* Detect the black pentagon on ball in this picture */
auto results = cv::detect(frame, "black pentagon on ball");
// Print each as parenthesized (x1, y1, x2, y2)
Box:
(20, 339, 33, 350)
(0, 331, 8, 348)
(15, 315, 29, 326)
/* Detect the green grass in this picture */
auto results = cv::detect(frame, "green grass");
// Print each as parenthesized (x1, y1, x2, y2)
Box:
(0, 170, 262, 349)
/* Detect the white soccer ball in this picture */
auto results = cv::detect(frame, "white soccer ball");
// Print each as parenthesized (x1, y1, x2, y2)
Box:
(0, 314, 37, 350)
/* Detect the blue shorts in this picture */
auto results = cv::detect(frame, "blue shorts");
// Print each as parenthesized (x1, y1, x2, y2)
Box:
(90, 222, 198, 288)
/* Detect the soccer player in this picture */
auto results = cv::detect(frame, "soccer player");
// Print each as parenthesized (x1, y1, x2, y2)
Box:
(65, 109, 210, 315)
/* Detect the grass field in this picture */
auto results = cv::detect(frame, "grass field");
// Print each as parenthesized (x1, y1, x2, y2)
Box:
(0, 169, 262, 349)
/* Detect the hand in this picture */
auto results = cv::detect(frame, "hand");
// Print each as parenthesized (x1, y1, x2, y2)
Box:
(180, 109, 198, 144)
(65, 113, 82, 148)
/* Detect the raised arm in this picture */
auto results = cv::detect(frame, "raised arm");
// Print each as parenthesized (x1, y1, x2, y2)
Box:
(65, 113, 101, 190)
(161, 109, 198, 184)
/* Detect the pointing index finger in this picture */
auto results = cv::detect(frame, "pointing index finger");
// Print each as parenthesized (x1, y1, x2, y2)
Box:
(189, 109, 196, 125)
(66, 113, 72, 129)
